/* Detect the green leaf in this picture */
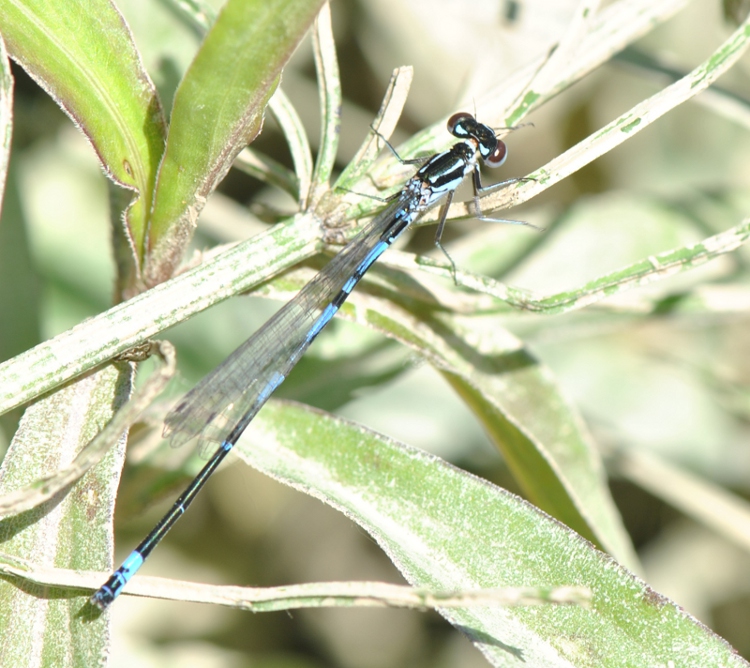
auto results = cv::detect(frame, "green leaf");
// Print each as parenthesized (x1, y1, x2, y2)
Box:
(308, 3, 341, 204)
(0, 162, 41, 379)
(0, 0, 167, 295)
(0, 35, 40, 373)
(0, 32, 11, 207)
(0, 364, 132, 668)
(143, 0, 327, 286)
(239, 402, 746, 667)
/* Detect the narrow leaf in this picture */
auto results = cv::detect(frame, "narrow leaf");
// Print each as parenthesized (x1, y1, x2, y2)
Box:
(0, 0, 167, 293)
(0, 33, 11, 211)
(0, 365, 132, 668)
(143, 0, 327, 285)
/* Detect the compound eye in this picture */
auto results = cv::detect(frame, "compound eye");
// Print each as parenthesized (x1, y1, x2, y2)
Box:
(485, 141, 508, 168)
(447, 112, 474, 137)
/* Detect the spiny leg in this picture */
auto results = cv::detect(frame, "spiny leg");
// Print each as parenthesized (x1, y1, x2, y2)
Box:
(334, 184, 399, 203)
(433, 190, 460, 284)
(471, 169, 542, 231)
(370, 125, 427, 167)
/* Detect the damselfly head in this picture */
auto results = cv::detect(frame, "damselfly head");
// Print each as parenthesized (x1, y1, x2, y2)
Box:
(447, 112, 507, 168)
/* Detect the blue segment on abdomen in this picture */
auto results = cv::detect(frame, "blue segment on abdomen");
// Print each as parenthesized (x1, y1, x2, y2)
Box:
(258, 371, 286, 403)
(307, 303, 339, 342)
(357, 241, 389, 276)
(120, 551, 145, 580)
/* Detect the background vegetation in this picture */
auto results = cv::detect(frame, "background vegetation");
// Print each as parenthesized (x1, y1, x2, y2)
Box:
(1, 0, 750, 666)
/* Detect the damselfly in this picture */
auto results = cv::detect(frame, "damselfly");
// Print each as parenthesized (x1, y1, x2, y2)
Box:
(91, 112, 527, 609)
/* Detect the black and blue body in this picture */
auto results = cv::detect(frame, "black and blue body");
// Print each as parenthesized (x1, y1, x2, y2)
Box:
(91, 113, 517, 609)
